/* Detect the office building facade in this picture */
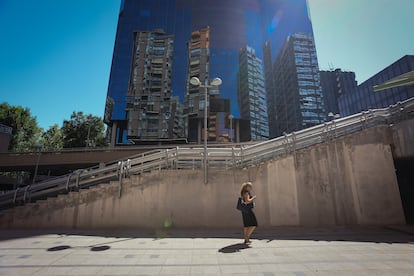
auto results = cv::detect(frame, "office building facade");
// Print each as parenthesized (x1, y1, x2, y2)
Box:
(105, 0, 314, 144)
(320, 69, 358, 118)
(271, 33, 325, 137)
(238, 46, 269, 140)
(339, 55, 414, 116)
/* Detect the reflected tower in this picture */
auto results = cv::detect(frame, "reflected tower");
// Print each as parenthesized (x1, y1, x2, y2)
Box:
(105, 0, 315, 145)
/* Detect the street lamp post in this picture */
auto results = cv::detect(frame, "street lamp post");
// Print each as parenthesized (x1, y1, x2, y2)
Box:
(190, 76, 222, 184)
(32, 142, 42, 185)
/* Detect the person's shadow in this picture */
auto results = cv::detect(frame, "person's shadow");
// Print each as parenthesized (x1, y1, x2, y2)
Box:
(218, 243, 250, 253)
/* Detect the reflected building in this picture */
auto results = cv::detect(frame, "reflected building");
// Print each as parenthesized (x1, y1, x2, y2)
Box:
(319, 69, 357, 118)
(339, 55, 414, 117)
(238, 45, 269, 141)
(104, 0, 315, 145)
(271, 33, 325, 137)
(125, 30, 183, 142)
(184, 27, 210, 142)
(263, 41, 277, 138)
(184, 27, 231, 142)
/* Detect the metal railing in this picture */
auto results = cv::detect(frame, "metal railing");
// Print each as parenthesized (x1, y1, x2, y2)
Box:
(1, 98, 413, 210)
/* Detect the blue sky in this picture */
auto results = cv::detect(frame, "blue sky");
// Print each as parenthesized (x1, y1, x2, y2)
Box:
(0, 0, 413, 130)
(0, 0, 120, 129)
(309, 0, 414, 74)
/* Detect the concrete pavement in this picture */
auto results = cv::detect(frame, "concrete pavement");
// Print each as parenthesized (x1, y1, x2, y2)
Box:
(1, 227, 414, 275)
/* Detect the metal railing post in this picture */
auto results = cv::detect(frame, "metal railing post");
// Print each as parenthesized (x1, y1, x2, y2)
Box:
(283, 133, 289, 155)
(159, 154, 162, 171)
(175, 146, 179, 170)
(362, 111, 368, 129)
(75, 170, 83, 190)
(232, 147, 236, 168)
(126, 159, 131, 176)
(13, 188, 20, 204)
(118, 161, 124, 198)
(140, 153, 144, 174)
(65, 173, 73, 191)
(23, 185, 31, 203)
(292, 132, 297, 154)
(240, 146, 245, 167)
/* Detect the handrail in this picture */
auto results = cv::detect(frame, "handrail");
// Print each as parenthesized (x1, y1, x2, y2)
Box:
(0, 98, 413, 210)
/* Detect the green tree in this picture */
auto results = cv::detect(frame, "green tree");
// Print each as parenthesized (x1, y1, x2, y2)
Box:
(62, 112, 107, 148)
(40, 124, 63, 151)
(0, 102, 41, 152)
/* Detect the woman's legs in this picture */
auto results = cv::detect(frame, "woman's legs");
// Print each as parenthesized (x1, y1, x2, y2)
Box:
(243, 227, 248, 242)
(246, 226, 256, 242)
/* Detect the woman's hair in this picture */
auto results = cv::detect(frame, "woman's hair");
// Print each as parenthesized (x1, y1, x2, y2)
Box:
(240, 182, 253, 197)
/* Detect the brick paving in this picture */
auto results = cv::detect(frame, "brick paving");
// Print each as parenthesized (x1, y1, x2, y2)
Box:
(1, 227, 414, 275)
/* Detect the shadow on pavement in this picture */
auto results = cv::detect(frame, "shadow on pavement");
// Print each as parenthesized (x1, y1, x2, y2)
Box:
(44, 236, 140, 252)
(47, 244, 111, 252)
(47, 245, 71, 251)
(90, 245, 110, 251)
(2, 226, 414, 245)
(218, 243, 250, 253)
(46, 239, 120, 252)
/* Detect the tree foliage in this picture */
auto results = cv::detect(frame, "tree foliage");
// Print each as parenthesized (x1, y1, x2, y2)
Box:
(1, 103, 107, 152)
(0, 102, 40, 151)
(40, 124, 63, 151)
(62, 112, 107, 148)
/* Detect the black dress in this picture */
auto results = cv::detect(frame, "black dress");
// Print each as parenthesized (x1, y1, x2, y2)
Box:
(241, 195, 258, 227)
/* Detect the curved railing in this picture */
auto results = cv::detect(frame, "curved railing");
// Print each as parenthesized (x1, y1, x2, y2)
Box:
(0, 98, 413, 210)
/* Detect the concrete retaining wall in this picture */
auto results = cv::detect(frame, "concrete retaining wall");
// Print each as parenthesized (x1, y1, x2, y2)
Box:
(0, 126, 405, 229)
(0, 126, 406, 229)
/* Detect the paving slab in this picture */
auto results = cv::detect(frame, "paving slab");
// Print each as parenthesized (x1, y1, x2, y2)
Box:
(0, 227, 414, 275)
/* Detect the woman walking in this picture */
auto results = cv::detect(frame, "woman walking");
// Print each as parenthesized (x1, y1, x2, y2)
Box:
(239, 182, 257, 244)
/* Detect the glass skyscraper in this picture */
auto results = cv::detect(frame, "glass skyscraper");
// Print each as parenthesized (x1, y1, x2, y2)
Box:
(105, 0, 314, 145)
